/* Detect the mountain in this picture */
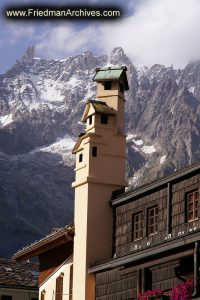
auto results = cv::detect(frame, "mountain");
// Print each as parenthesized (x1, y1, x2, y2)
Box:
(1, 46, 200, 256)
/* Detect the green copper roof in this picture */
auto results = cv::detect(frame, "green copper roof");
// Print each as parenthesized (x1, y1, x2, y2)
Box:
(93, 66, 129, 90)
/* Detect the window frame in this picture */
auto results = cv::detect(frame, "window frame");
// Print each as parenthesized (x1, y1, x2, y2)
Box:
(132, 211, 143, 241)
(55, 274, 63, 300)
(147, 205, 158, 236)
(186, 189, 199, 222)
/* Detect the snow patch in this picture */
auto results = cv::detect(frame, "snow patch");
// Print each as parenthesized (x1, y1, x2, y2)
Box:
(67, 76, 82, 88)
(160, 155, 167, 164)
(133, 139, 143, 146)
(39, 79, 65, 102)
(141, 145, 156, 154)
(126, 134, 134, 141)
(35, 135, 76, 154)
(0, 114, 13, 127)
(188, 86, 195, 94)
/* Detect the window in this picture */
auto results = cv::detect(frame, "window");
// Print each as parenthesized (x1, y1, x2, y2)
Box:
(120, 83, 124, 93)
(104, 81, 112, 90)
(1, 297, 12, 300)
(79, 153, 83, 163)
(187, 190, 199, 222)
(101, 114, 108, 124)
(88, 115, 92, 125)
(56, 275, 63, 300)
(133, 212, 143, 240)
(92, 146, 97, 157)
(147, 206, 158, 235)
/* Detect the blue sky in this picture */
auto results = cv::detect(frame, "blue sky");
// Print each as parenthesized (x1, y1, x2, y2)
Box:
(0, 0, 134, 73)
(1, 0, 200, 73)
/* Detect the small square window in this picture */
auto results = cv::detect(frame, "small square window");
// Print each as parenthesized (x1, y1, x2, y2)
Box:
(92, 146, 97, 157)
(79, 153, 83, 162)
(104, 81, 112, 90)
(101, 115, 108, 124)
(88, 115, 92, 125)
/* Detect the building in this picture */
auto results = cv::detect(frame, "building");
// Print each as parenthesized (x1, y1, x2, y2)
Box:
(13, 66, 200, 299)
(14, 225, 74, 300)
(0, 258, 38, 300)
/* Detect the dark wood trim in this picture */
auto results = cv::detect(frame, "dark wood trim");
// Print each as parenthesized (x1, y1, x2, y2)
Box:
(112, 207, 116, 256)
(145, 207, 148, 237)
(184, 190, 188, 223)
(119, 248, 194, 275)
(167, 182, 172, 235)
(191, 241, 200, 298)
(137, 269, 142, 296)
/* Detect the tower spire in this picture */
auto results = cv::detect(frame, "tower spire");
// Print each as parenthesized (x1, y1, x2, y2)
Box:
(72, 66, 129, 300)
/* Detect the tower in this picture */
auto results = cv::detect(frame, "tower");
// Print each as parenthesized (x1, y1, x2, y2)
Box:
(72, 66, 129, 300)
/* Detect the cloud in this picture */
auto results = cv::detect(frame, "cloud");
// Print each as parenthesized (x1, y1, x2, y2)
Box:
(34, 0, 200, 67)
(99, 0, 200, 67)
(36, 24, 101, 59)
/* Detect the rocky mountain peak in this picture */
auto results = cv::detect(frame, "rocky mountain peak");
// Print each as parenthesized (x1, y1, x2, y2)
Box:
(2, 47, 200, 257)
(108, 47, 130, 65)
(21, 46, 35, 62)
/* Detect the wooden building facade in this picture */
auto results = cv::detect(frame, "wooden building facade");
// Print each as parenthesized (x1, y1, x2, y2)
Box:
(89, 163, 200, 299)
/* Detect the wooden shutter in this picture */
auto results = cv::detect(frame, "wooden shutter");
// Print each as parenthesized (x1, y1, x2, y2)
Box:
(41, 293, 45, 300)
(69, 264, 73, 300)
(56, 275, 63, 300)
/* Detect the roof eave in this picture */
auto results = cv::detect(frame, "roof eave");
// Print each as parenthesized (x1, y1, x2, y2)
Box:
(112, 162, 200, 206)
(13, 227, 74, 261)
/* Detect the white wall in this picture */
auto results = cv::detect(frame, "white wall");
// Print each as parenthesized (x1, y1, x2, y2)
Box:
(0, 289, 38, 300)
(39, 257, 73, 300)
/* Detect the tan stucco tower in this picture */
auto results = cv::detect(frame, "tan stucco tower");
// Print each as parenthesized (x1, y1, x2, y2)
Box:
(72, 66, 129, 300)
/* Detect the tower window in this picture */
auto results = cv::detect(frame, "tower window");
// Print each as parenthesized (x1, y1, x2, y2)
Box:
(120, 83, 124, 93)
(101, 114, 108, 124)
(104, 81, 112, 90)
(79, 153, 83, 162)
(88, 115, 92, 125)
(92, 146, 97, 157)
(187, 190, 199, 222)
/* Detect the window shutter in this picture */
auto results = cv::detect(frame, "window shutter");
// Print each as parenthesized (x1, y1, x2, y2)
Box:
(41, 293, 45, 300)
(69, 264, 73, 300)
(56, 275, 63, 300)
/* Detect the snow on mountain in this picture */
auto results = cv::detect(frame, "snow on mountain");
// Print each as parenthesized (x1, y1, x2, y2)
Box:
(0, 113, 13, 127)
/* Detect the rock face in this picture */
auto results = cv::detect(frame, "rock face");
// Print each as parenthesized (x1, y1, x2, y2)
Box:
(1, 46, 200, 256)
